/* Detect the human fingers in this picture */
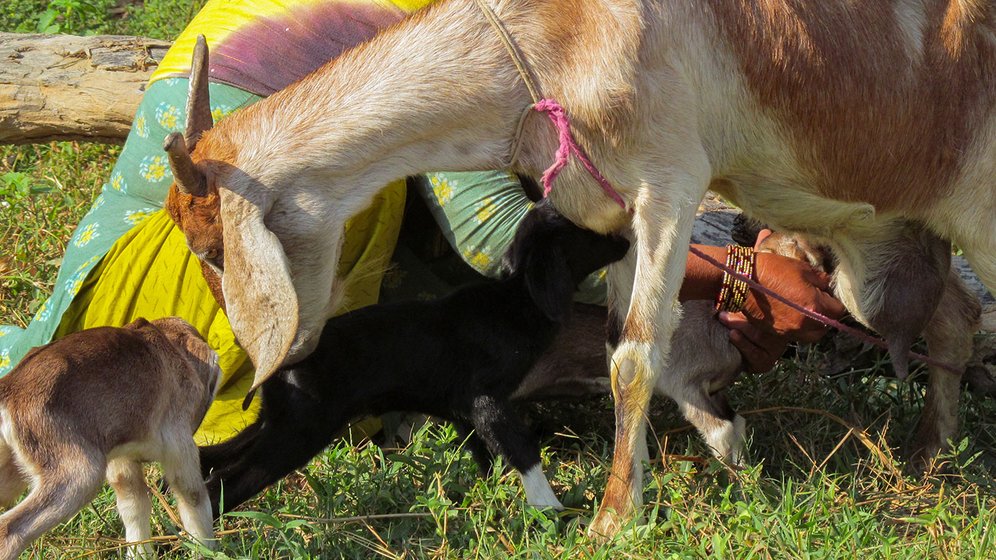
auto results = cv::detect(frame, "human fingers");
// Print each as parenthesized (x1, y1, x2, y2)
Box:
(789, 300, 837, 343)
(718, 310, 751, 330)
(722, 311, 788, 372)
(804, 268, 834, 292)
(728, 329, 779, 373)
(815, 288, 847, 320)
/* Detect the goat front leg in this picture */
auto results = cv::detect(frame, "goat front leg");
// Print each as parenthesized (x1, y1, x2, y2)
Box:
(106, 459, 155, 559)
(161, 438, 216, 551)
(468, 394, 562, 510)
(589, 166, 709, 538)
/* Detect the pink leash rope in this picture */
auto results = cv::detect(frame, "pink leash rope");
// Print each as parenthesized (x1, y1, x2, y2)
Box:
(688, 245, 963, 376)
(533, 99, 629, 211)
(530, 94, 959, 375)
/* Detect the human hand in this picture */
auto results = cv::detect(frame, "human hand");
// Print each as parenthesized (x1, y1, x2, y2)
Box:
(742, 232, 846, 343)
(719, 310, 789, 373)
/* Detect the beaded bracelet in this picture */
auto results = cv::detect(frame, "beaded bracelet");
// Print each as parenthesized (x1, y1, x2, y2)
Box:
(715, 245, 755, 313)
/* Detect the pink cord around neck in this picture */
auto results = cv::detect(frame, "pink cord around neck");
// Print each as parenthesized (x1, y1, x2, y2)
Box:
(533, 99, 628, 211)
(687, 246, 963, 376)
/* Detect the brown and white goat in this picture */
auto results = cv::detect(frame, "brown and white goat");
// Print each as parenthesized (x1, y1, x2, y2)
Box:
(0, 317, 220, 558)
(163, 1, 992, 535)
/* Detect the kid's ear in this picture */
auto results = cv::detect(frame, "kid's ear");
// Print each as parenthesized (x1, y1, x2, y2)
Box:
(524, 244, 574, 323)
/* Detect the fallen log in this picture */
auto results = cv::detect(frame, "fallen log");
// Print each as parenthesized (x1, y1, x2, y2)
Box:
(0, 33, 169, 144)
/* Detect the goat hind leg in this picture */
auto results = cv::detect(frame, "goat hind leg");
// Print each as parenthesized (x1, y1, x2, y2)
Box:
(0, 458, 104, 560)
(0, 442, 27, 509)
(911, 270, 980, 468)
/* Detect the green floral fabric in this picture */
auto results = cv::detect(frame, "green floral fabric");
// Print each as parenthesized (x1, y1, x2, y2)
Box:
(0, 80, 259, 375)
(414, 171, 609, 304)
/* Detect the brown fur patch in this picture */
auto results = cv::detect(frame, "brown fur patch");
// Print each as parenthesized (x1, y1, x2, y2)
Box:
(0, 319, 214, 455)
(705, 0, 996, 213)
(0, 318, 219, 556)
(164, 131, 237, 308)
(621, 312, 654, 343)
(164, 184, 226, 307)
(523, 0, 640, 148)
(601, 429, 635, 516)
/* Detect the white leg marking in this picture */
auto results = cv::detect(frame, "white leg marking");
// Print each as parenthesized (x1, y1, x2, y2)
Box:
(106, 459, 155, 559)
(161, 439, 217, 550)
(701, 414, 747, 466)
(519, 464, 563, 510)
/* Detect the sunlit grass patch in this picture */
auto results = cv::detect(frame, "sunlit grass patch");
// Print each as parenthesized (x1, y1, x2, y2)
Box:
(0, 142, 116, 327)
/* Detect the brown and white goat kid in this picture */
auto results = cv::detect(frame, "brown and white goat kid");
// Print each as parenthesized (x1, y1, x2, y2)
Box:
(164, 1, 992, 535)
(0, 317, 220, 559)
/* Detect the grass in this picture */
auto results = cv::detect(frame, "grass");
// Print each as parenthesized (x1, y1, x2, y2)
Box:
(0, 142, 117, 327)
(12, 357, 996, 559)
(2, 2, 996, 559)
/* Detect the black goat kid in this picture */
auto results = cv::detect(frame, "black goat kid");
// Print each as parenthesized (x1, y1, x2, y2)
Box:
(199, 200, 630, 514)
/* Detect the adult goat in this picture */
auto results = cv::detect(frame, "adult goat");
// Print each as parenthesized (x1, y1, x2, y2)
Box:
(164, 1, 991, 535)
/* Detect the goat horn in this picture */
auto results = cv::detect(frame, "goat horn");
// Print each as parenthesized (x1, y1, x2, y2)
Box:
(184, 35, 213, 149)
(164, 132, 207, 197)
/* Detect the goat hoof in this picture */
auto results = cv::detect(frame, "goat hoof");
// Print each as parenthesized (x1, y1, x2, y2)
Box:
(527, 500, 565, 512)
(587, 508, 624, 540)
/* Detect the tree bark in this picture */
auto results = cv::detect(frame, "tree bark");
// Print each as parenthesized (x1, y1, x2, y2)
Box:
(0, 33, 170, 144)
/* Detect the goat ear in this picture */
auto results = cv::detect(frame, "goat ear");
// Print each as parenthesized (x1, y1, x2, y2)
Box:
(219, 189, 299, 393)
(525, 245, 574, 322)
(185, 34, 213, 149)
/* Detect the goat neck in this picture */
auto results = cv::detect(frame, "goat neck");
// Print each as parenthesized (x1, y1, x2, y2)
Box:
(189, 0, 643, 389)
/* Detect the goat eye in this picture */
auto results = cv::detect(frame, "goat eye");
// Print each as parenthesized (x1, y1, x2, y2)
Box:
(203, 249, 218, 260)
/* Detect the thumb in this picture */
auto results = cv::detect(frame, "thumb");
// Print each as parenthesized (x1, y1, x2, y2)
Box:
(808, 269, 834, 292)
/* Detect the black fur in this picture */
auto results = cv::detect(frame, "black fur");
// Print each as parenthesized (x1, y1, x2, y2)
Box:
(199, 200, 629, 514)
